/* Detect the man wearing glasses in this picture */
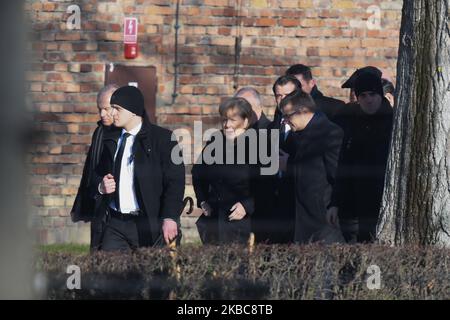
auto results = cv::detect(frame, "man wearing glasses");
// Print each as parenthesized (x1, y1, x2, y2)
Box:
(279, 90, 345, 244)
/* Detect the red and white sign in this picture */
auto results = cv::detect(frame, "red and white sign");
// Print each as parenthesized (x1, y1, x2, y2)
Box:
(123, 17, 138, 44)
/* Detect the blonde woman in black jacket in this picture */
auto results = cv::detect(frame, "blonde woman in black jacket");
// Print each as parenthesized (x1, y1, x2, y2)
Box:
(193, 97, 257, 244)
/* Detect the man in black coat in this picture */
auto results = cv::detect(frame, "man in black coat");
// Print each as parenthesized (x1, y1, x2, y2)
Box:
(382, 78, 395, 108)
(286, 64, 345, 121)
(70, 84, 120, 248)
(234, 87, 271, 130)
(233, 87, 273, 243)
(329, 72, 393, 243)
(89, 86, 185, 251)
(280, 91, 344, 244)
(255, 75, 302, 243)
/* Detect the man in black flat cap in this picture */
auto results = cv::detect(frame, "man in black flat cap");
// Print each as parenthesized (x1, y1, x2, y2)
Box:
(329, 72, 393, 243)
(341, 66, 382, 103)
(89, 85, 185, 251)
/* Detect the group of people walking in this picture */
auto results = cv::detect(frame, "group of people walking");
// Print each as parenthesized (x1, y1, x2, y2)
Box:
(71, 64, 394, 251)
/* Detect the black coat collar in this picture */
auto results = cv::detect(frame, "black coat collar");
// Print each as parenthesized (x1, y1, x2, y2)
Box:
(102, 118, 154, 159)
(256, 112, 271, 129)
(134, 118, 154, 157)
(286, 112, 332, 159)
(290, 112, 329, 144)
(102, 125, 121, 159)
(310, 85, 324, 100)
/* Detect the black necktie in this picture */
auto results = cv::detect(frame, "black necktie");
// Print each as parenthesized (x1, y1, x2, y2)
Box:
(114, 132, 131, 212)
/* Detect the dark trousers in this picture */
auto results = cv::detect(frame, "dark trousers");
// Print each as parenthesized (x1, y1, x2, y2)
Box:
(255, 216, 294, 244)
(266, 194, 295, 244)
(252, 176, 295, 244)
(100, 209, 154, 251)
(196, 214, 251, 245)
(340, 217, 378, 244)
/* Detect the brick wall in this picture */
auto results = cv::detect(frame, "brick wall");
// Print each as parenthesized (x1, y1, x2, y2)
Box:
(26, 0, 402, 244)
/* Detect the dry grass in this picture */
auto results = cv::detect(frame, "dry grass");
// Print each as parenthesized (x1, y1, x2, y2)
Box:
(38, 244, 450, 300)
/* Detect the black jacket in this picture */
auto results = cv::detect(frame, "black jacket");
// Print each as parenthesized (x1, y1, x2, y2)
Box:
(253, 112, 271, 130)
(330, 99, 393, 220)
(192, 131, 255, 244)
(310, 86, 346, 122)
(71, 122, 120, 223)
(252, 117, 295, 243)
(268, 110, 290, 152)
(90, 117, 185, 249)
(285, 112, 344, 243)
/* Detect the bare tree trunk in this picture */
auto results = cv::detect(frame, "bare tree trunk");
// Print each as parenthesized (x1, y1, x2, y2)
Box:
(377, 1, 450, 245)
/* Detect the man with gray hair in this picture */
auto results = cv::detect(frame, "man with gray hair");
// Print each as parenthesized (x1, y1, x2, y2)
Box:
(71, 84, 121, 249)
(234, 87, 271, 129)
(234, 87, 272, 242)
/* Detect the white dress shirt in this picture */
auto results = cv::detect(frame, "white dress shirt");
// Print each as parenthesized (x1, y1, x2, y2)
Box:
(278, 119, 291, 178)
(110, 122, 142, 214)
(282, 119, 291, 140)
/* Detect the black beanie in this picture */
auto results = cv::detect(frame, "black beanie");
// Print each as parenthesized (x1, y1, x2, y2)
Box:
(354, 72, 384, 97)
(110, 86, 145, 116)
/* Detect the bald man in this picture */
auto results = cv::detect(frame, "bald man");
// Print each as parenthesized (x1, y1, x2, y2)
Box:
(234, 87, 270, 129)
(71, 84, 121, 249)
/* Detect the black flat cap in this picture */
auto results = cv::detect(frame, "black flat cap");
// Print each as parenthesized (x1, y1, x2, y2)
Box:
(341, 66, 382, 89)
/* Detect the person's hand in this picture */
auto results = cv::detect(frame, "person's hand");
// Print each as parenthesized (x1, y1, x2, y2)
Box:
(99, 174, 115, 194)
(200, 201, 212, 217)
(326, 207, 339, 227)
(228, 202, 247, 221)
(279, 150, 289, 173)
(162, 219, 178, 245)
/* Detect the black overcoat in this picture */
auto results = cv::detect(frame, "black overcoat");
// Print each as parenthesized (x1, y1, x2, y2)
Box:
(330, 99, 393, 221)
(285, 112, 345, 243)
(192, 131, 255, 244)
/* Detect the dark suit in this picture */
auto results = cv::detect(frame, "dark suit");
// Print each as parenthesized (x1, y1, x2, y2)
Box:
(252, 117, 295, 243)
(90, 117, 185, 250)
(249, 112, 277, 242)
(285, 112, 344, 244)
(253, 112, 271, 130)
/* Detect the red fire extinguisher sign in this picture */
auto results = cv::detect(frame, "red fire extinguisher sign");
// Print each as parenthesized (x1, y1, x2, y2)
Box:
(124, 17, 138, 59)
